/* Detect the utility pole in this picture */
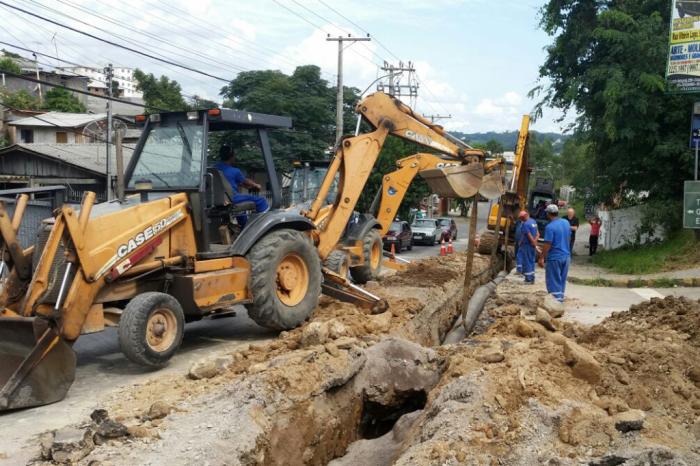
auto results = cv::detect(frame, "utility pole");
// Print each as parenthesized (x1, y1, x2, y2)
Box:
(32, 53, 42, 103)
(105, 63, 114, 201)
(327, 34, 371, 147)
(425, 114, 452, 124)
(377, 61, 419, 107)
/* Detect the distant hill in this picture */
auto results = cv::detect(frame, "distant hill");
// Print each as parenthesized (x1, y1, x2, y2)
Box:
(452, 130, 570, 152)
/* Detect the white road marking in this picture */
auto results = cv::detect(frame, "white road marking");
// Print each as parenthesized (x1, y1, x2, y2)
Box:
(631, 288, 664, 300)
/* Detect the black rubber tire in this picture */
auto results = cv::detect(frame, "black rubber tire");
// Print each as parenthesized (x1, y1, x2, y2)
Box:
(478, 230, 498, 255)
(325, 249, 349, 277)
(350, 229, 382, 284)
(407, 239, 413, 251)
(431, 236, 437, 246)
(246, 229, 322, 330)
(118, 292, 185, 368)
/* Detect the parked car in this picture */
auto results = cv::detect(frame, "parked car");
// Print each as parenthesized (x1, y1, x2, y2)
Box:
(383, 221, 412, 252)
(436, 217, 457, 241)
(411, 218, 441, 245)
(677, 1, 700, 17)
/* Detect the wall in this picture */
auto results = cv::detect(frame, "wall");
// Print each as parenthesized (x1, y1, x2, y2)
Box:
(14, 126, 85, 144)
(598, 204, 664, 250)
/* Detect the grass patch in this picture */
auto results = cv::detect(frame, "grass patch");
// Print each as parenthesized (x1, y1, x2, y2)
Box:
(592, 230, 700, 274)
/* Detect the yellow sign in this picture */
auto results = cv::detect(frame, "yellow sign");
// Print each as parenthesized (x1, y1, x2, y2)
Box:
(668, 1, 700, 92)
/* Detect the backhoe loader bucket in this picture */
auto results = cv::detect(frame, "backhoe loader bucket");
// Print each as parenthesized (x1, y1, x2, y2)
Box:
(0, 317, 75, 411)
(419, 162, 484, 198)
(478, 166, 505, 200)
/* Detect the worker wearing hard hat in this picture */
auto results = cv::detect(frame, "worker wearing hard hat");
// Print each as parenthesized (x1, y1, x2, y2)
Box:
(516, 210, 539, 284)
(539, 204, 571, 302)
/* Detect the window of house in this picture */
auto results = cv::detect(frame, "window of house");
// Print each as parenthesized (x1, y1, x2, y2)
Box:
(20, 129, 34, 143)
(56, 132, 68, 144)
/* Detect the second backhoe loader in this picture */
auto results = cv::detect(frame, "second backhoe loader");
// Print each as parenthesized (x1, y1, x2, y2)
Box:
(0, 92, 502, 411)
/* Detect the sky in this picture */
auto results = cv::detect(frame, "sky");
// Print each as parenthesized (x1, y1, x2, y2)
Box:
(0, 0, 572, 134)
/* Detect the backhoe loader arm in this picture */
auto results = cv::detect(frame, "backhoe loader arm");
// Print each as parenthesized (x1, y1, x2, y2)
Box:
(305, 92, 487, 259)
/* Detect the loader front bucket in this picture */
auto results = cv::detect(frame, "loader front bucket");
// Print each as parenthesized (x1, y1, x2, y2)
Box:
(0, 317, 76, 411)
(419, 162, 484, 198)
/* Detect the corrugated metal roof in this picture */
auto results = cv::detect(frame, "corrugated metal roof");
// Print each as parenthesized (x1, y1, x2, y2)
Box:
(9, 112, 107, 128)
(1, 143, 135, 176)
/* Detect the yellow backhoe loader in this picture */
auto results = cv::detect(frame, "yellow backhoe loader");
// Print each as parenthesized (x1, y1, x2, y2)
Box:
(0, 92, 502, 410)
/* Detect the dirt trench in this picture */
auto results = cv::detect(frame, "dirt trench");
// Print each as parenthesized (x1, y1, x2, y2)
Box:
(29, 254, 495, 466)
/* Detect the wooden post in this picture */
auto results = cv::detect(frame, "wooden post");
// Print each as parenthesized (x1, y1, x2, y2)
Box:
(489, 198, 503, 273)
(461, 196, 479, 331)
(115, 130, 125, 202)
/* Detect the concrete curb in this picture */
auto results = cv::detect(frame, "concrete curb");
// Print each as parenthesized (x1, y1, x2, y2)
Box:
(568, 275, 700, 288)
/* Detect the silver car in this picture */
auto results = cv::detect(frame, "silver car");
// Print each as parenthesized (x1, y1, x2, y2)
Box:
(411, 218, 441, 245)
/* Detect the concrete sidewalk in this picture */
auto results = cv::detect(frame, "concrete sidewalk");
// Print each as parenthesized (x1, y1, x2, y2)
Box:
(567, 223, 700, 287)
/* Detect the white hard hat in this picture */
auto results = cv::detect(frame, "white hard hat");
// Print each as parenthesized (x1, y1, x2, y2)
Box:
(545, 204, 559, 215)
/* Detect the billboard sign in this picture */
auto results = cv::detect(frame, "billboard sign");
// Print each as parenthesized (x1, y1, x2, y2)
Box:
(668, 1, 700, 92)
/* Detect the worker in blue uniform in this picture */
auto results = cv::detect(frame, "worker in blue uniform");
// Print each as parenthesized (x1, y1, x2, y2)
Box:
(516, 210, 539, 284)
(215, 145, 269, 227)
(540, 204, 571, 302)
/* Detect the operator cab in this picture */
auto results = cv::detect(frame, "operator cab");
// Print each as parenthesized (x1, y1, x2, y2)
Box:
(125, 108, 293, 253)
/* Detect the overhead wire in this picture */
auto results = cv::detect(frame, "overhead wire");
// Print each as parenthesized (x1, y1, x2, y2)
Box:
(0, 1, 232, 83)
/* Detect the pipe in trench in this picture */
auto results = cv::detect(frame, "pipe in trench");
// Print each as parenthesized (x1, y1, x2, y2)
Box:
(442, 271, 508, 345)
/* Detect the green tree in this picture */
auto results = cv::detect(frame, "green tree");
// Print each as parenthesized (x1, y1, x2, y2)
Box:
(133, 69, 189, 111)
(531, 0, 694, 208)
(42, 87, 86, 113)
(0, 89, 40, 110)
(529, 135, 561, 187)
(485, 139, 505, 155)
(218, 65, 360, 172)
(0, 57, 21, 74)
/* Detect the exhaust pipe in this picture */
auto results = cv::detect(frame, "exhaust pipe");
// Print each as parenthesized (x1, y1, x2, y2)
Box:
(0, 317, 75, 411)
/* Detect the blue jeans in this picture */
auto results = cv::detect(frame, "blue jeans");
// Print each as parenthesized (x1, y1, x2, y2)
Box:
(517, 243, 536, 283)
(545, 257, 570, 302)
(233, 194, 269, 227)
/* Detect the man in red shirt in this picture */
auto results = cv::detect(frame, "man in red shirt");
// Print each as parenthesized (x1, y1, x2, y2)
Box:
(589, 216, 601, 256)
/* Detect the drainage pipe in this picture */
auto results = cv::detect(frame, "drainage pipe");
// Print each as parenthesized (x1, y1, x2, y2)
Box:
(442, 271, 508, 345)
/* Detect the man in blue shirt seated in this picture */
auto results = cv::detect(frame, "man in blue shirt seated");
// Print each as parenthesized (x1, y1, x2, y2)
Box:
(540, 204, 571, 302)
(214, 145, 269, 227)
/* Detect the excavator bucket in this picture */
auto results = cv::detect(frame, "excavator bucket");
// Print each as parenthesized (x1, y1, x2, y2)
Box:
(0, 317, 76, 411)
(419, 162, 484, 198)
(478, 166, 505, 200)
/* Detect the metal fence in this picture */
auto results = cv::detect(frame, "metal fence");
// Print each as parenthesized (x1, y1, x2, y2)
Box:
(0, 196, 54, 249)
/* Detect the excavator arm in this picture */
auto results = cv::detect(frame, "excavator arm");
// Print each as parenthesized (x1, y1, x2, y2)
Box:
(305, 92, 500, 260)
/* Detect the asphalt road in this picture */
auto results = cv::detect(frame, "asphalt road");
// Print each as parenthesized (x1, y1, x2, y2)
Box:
(0, 309, 276, 464)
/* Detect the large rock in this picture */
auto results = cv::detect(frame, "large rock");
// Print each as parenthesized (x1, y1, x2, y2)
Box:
(563, 340, 602, 385)
(613, 409, 645, 433)
(535, 308, 556, 331)
(300, 321, 330, 346)
(188, 355, 234, 380)
(50, 427, 94, 463)
(542, 295, 565, 318)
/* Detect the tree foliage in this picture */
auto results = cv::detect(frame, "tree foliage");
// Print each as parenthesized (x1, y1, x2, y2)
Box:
(217, 65, 359, 172)
(133, 69, 189, 111)
(0, 89, 40, 110)
(43, 87, 86, 113)
(0, 57, 21, 74)
(532, 0, 694, 207)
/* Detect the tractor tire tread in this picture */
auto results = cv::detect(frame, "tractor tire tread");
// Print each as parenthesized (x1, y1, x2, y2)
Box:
(118, 292, 184, 368)
(350, 229, 382, 284)
(246, 229, 321, 330)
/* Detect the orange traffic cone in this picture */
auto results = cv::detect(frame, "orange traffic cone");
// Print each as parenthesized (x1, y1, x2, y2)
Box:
(390, 242, 396, 261)
(439, 239, 447, 256)
(447, 238, 454, 254)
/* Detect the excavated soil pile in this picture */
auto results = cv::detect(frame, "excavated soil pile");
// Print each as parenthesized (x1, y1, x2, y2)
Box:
(388, 294, 700, 465)
(28, 254, 494, 466)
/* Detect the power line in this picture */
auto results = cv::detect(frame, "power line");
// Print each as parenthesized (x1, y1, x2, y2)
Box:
(0, 1, 231, 83)
(44, 0, 249, 76)
(315, 0, 401, 63)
